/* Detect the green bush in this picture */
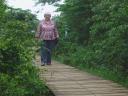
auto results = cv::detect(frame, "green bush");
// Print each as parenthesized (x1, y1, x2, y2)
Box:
(54, 0, 128, 87)
(0, 2, 54, 95)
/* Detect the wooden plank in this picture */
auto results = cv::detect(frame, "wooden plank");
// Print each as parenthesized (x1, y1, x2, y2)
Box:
(36, 56, 128, 96)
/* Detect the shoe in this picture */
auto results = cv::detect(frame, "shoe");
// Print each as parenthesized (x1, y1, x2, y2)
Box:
(41, 64, 45, 66)
(47, 63, 51, 65)
(41, 62, 45, 66)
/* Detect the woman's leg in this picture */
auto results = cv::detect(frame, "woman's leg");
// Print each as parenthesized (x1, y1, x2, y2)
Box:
(46, 40, 54, 65)
(41, 40, 47, 65)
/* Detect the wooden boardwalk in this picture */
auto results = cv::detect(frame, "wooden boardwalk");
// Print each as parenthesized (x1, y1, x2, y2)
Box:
(35, 57, 128, 96)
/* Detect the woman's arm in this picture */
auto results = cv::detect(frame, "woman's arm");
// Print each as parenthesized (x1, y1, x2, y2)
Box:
(35, 22, 41, 38)
(54, 22, 59, 38)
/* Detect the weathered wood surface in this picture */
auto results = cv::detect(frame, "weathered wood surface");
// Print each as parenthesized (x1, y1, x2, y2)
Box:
(35, 56, 128, 96)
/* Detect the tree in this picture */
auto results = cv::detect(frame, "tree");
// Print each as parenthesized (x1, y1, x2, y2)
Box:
(54, 0, 128, 86)
(0, 1, 52, 95)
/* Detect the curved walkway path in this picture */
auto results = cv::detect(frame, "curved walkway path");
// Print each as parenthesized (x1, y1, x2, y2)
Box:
(35, 56, 128, 96)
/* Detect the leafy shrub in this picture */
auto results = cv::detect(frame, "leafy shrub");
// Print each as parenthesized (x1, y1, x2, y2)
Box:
(0, 2, 54, 96)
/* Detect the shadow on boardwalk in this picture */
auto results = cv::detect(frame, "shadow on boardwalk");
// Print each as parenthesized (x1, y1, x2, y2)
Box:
(35, 56, 128, 96)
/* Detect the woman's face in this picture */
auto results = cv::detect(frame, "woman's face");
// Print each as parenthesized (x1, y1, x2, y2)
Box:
(44, 14, 51, 20)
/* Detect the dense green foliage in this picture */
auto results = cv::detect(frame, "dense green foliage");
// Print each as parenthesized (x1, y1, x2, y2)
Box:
(54, 0, 128, 87)
(1, 1, 127, 94)
(0, 1, 54, 96)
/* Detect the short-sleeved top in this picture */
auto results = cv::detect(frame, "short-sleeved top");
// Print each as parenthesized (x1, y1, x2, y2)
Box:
(36, 20, 59, 40)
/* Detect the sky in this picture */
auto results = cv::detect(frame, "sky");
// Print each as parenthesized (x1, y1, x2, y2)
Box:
(7, 0, 64, 20)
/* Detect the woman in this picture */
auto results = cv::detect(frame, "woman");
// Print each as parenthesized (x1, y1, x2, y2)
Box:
(35, 12, 59, 66)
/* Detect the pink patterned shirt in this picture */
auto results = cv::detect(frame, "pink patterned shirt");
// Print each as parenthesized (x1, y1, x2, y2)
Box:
(35, 20, 59, 40)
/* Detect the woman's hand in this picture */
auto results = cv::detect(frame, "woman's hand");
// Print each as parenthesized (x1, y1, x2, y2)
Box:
(35, 35, 40, 40)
